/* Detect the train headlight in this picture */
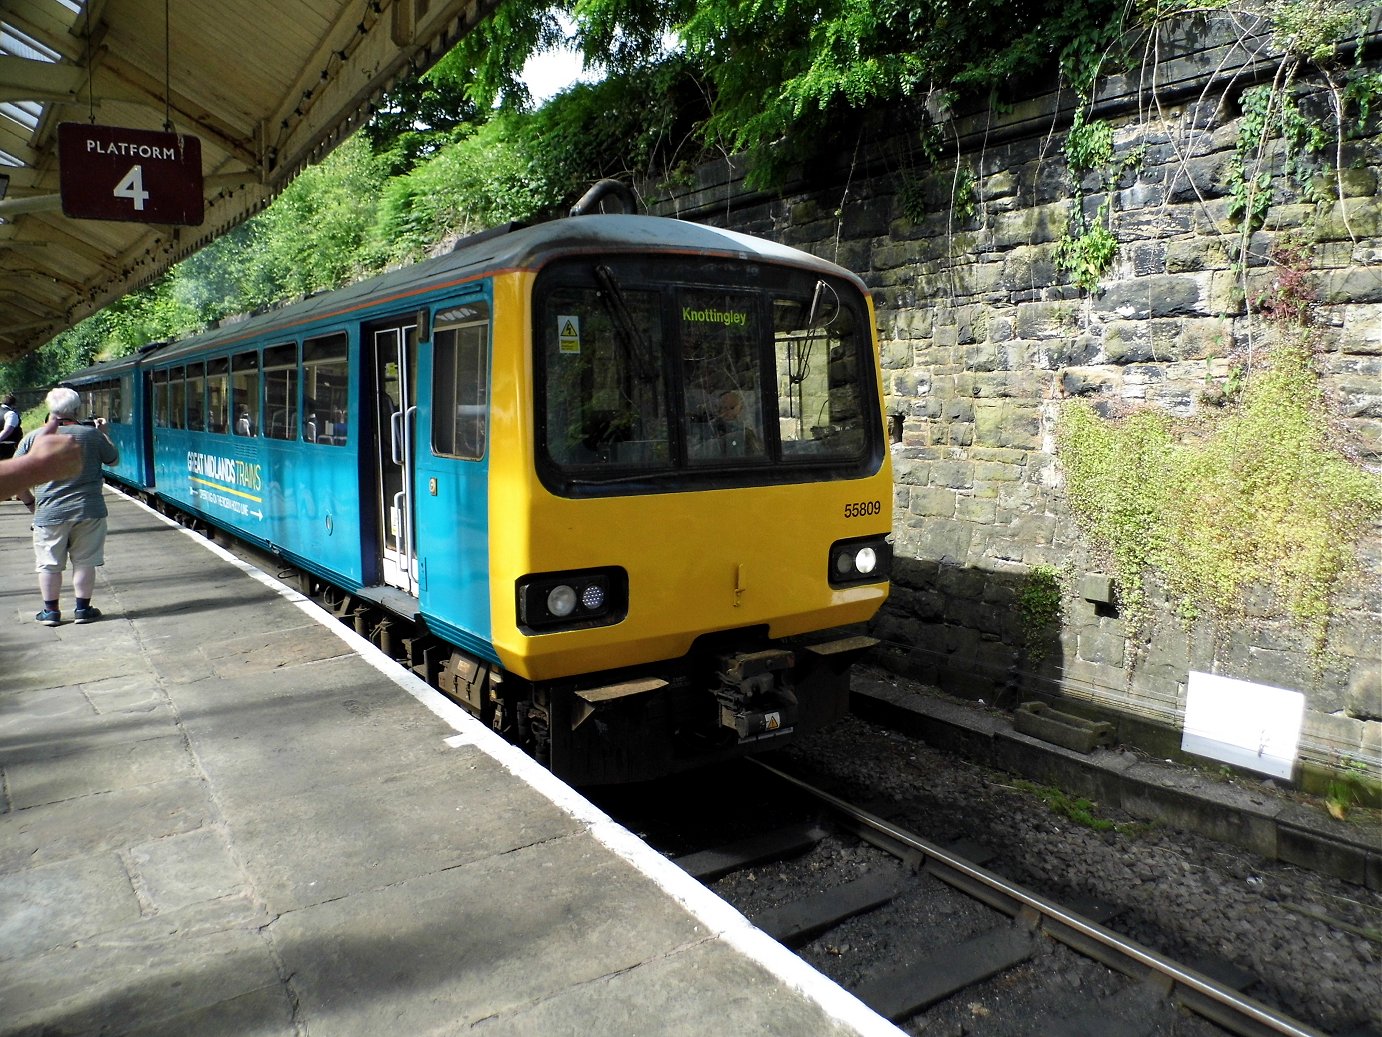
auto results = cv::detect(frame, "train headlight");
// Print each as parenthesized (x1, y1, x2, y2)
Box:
(828, 536, 892, 588)
(547, 585, 578, 617)
(518, 567, 628, 633)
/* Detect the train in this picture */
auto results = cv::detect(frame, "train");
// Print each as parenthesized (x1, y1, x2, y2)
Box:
(62, 189, 893, 784)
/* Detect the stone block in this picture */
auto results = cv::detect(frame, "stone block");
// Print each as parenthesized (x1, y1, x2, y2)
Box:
(907, 486, 959, 518)
(1014, 702, 1115, 753)
(1313, 165, 1379, 199)
(1077, 627, 1128, 666)
(1322, 266, 1382, 305)
(990, 202, 1068, 249)
(1001, 244, 1061, 292)
(956, 496, 998, 524)
(912, 520, 975, 565)
(1100, 272, 1212, 319)
(973, 458, 1024, 483)
(1114, 206, 1194, 240)
(931, 459, 976, 489)
(1015, 301, 1081, 340)
(1315, 196, 1381, 243)
(1129, 241, 1168, 276)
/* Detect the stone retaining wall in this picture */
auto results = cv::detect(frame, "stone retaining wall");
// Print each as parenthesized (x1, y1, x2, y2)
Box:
(651, 9, 1382, 794)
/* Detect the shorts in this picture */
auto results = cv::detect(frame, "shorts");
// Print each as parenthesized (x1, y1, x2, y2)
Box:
(33, 518, 108, 572)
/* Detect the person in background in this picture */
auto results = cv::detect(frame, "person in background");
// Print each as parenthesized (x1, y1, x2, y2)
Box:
(0, 393, 22, 460)
(16, 387, 120, 626)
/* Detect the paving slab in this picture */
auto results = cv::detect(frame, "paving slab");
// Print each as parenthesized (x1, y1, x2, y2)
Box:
(0, 492, 901, 1037)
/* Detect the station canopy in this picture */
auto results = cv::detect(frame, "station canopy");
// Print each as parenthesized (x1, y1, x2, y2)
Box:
(0, 0, 498, 363)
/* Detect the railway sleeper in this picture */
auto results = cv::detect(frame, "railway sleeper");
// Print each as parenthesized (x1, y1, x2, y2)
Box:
(848, 922, 1037, 1022)
(750, 870, 908, 946)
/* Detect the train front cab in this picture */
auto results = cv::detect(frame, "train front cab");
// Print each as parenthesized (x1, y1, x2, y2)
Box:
(404, 251, 892, 785)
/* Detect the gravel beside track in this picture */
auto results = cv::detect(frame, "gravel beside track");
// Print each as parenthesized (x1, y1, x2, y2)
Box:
(724, 675, 1382, 1035)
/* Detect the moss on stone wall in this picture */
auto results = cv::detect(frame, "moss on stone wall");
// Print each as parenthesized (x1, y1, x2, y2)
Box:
(1056, 326, 1382, 646)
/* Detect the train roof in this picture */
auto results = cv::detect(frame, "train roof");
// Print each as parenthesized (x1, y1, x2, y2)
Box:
(63, 346, 164, 385)
(74, 215, 867, 371)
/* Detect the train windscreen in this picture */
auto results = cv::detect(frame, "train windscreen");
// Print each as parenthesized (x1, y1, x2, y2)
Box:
(535, 255, 878, 495)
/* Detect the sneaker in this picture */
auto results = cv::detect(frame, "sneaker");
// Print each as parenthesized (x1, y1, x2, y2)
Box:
(73, 606, 102, 624)
(36, 609, 61, 626)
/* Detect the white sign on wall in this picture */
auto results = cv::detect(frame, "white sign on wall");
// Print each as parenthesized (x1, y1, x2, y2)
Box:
(1181, 671, 1305, 779)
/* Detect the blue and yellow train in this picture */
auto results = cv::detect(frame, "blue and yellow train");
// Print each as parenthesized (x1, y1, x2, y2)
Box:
(65, 199, 893, 784)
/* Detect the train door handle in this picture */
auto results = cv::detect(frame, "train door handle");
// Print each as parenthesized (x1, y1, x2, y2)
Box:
(390, 410, 404, 465)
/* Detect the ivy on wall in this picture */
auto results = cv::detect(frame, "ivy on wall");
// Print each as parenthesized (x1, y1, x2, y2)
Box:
(1049, 2, 1382, 650)
(1055, 244, 1382, 647)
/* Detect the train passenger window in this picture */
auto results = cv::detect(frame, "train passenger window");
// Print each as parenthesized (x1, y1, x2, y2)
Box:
(169, 367, 187, 430)
(119, 375, 133, 424)
(541, 283, 669, 467)
(206, 358, 230, 434)
(680, 288, 768, 465)
(153, 369, 170, 427)
(186, 362, 206, 431)
(231, 351, 260, 436)
(772, 287, 866, 460)
(301, 334, 348, 445)
(432, 303, 489, 460)
(82, 384, 102, 422)
(263, 343, 299, 440)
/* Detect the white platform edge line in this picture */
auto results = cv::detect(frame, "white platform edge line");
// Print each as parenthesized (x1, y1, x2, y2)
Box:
(126, 492, 905, 1037)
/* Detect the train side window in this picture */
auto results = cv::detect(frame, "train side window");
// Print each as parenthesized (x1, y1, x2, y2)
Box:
(207, 358, 230, 434)
(153, 369, 169, 427)
(263, 343, 299, 440)
(169, 366, 187, 430)
(302, 334, 348, 445)
(432, 302, 490, 460)
(231, 351, 260, 436)
(119, 374, 133, 423)
(186, 362, 206, 431)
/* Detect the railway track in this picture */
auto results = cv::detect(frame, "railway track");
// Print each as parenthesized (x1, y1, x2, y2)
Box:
(629, 758, 1331, 1037)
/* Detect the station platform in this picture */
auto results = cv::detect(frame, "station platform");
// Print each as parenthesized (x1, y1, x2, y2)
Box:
(0, 490, 903, 1037)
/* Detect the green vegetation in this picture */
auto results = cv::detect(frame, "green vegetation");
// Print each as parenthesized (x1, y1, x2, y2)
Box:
(1056, 202, 1119, 292)
(1011, 779, 1122, 832)
(1018, 565, 1065, 662)
(1055, 243, 1382, 643)
(1324, 756, 1372, 820)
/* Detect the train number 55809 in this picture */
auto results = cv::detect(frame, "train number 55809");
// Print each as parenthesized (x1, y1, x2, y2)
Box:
(843, 500, 882, 518)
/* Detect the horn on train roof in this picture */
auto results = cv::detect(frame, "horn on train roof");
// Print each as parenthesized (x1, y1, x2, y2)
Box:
(569, 179, 638, 217)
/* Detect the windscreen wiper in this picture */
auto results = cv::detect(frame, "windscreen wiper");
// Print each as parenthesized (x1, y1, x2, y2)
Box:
(595, 264, 658, 383)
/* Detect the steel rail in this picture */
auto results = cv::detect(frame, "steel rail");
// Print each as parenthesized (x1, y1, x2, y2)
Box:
(751, 758, 1327, 1037)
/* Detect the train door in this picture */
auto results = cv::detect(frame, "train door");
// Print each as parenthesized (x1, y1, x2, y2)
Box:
(372, 322, 419, 594)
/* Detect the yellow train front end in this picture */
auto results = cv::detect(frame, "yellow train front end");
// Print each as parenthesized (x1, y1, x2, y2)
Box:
(485, 223, 891, 783)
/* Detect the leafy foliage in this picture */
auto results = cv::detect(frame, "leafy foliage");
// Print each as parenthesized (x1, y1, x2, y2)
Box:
(362, 48, 483, 177)
(1056, 315, 1382, 643)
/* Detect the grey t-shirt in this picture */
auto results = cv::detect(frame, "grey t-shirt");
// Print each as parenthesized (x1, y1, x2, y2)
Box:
(17, 423, 120, 524)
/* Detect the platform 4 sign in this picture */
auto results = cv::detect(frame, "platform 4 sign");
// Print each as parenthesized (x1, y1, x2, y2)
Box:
(59, 123, 204, 226)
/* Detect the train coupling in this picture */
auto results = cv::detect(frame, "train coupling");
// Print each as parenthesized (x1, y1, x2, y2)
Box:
(713, 648, 799, 740)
